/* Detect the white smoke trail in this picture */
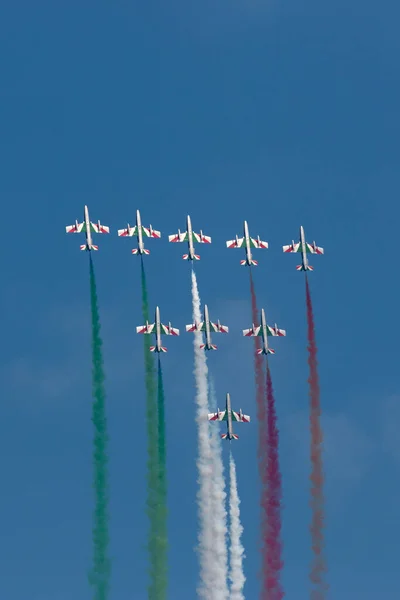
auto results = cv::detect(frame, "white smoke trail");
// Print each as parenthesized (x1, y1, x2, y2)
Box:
(191, 269, 229, 600)
(191, 269, 214, 599)
(229, 452, 246, 600)
(208, 378, 229, 599)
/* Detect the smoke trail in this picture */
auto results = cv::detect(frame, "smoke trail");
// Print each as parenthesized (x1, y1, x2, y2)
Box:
(265, 364, 284, 600)
(249, 271, 269, 598)
(305, 277, 328, 600)
(208, 377, 229, 599)
(191, 269, 219, 600)
(140, 259, 163, 599)
(88, 256, 111, 600)
(156, 357, 168, 598)
(228, 452, 246, 600)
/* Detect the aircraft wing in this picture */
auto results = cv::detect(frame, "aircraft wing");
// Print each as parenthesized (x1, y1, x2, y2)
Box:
(243, 326, 261, 337)
(208, 410, 226, 421)
(136, 323, 155, 334)
(209, 322, 229, 333)
(90, 221, 110, 234)
(118, 225, 137, 237)
(306, 242, 324, 255)
(168, 231, 188, 243)
(226, 237, 245, 248)
(232, 411, 251, 423)
(267, 325, 286, 337)
(250, 237, 268, 249)
(142, 226, 161, 239)
(193, 231, 212, 244)
(161, 323, 180, 336)
(282, 242, 301, 253)
(66, 222, 85, 233)
(186, 322, 204, 332)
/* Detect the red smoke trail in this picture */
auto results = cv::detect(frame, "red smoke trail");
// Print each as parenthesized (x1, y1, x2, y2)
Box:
(249, 271, 284, 599)
(265, 364, 284, 600)
(305, 277, 328, 600)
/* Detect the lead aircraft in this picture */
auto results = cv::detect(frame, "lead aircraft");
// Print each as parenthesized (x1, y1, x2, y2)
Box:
(208, 393, 250, 440)
(136, 306, 179, 353)
(117, 209, 161, 255)
(226, 220, 268, 266)
(185, 304, 228, 350)
(66, 205, 109, 250)
(168, 215, 211, 260)
(243, 308, 286, 355)
(282, 225, 324, 271)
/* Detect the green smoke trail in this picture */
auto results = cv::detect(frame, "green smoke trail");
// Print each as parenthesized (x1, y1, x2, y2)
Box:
(88, 255, 111, 600)
(156, 356, 168, 597)
(140, 259, 166, 599)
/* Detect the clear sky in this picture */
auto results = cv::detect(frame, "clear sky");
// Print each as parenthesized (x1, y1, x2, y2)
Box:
(0, 1, 399, 598)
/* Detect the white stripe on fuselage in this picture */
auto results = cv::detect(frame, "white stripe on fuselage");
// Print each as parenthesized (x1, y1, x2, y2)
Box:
(300, 225, 308, 269)
(261, 308, 269, 353)
(84, 205, 92, 248)
(226, 393, 233, 438)
(187, 215, 195, 259)
(244, 220, 252, 265)
(155, 306, 161, 351)
(204, 304, 211, 349)
(137, 209, 144, 253)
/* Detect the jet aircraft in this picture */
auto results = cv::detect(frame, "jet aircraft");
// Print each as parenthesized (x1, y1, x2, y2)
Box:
(136, 306, 179, 353)
(208, 393, 250, 440)
(185, 304, 229, 350)
(66, 205, 109, 251)
(226, 220, 268, 266)
(243, 308, 286, 355)
(282, 225, 324, 271)
(117, 209, 161, 255)
(168, 215, 211, 260)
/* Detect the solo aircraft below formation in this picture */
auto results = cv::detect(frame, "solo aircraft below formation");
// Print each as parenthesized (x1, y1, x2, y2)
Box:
(243, 308, 286, 355)
(208, 393, 251, 441)
(117, 209, 161, 255)
(168, 215, 211, 261)
(136, 306, 179, 353)
(66, 205, 109, 251)
(185, 304, 229, 350)
(282, 225, 324, 271)
(226, 220, 268, 266)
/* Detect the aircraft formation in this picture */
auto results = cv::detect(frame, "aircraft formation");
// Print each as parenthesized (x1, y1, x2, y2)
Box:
(66, 205, 324, 441)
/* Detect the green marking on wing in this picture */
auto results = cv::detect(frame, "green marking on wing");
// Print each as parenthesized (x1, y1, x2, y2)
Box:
(200, 323, 207, 332)
(231, 410, 240, 422)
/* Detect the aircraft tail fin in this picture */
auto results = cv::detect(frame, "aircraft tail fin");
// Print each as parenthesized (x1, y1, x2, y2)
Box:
(149, 346, 156, 352)
(256, 347, 275, 355)
(240, 259, 258, 266)
(132, 249, 138, 255)
(80, 244, 98, 251)
(143, 248, 150, 255)
(160, 346, 167, 353)
(296, 264, 313, 271)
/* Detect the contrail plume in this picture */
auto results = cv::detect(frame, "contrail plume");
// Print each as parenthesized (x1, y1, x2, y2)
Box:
(249, 271, 269, 597)
(305, 277, 328, 600)
(156, 357, 168, 598)
(191, 268, 214, 599)
(228, 451, 246, 600)
(265, 363, 284, 600)
(208, 377, 229, 599)
(140, 259, 163, 599)
(191, 269, 229, 600)
(88, 256, 111, 600)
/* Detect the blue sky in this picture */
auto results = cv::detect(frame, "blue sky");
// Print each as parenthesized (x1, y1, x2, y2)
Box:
(0, 0, 399, 598)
